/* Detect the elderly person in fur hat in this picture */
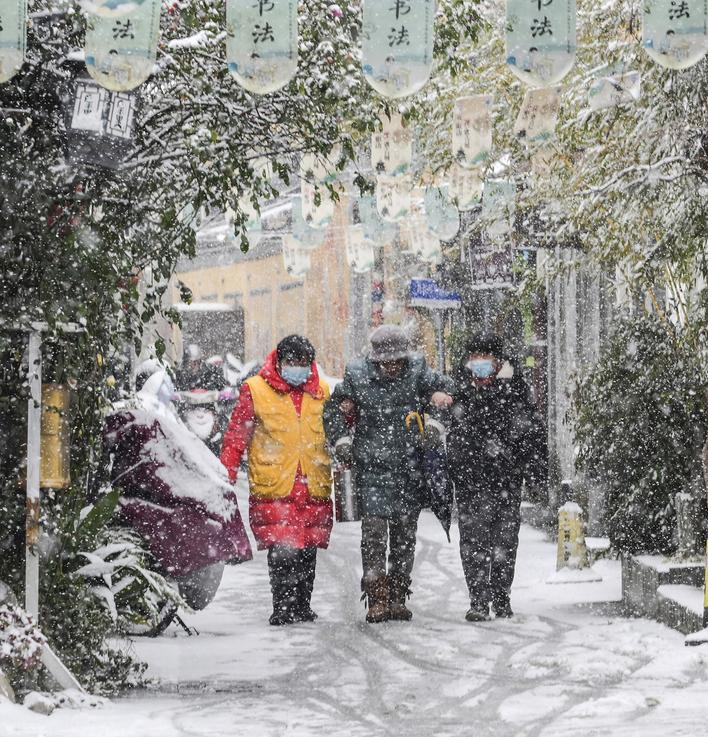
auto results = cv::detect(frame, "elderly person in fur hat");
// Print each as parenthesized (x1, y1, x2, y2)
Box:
(324, 325, 453, 623)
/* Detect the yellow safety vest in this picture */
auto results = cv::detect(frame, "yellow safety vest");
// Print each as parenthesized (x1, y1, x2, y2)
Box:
(245, 375, 332, 500)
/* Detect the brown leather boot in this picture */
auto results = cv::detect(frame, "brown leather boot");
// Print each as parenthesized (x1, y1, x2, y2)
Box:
(362, 576, 389, 623)
(388, 574, 413, 621)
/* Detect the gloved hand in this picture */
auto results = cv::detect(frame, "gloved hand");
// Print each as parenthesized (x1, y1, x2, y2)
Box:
(334, 438, 354, 466)
(423, 418, 446, 449)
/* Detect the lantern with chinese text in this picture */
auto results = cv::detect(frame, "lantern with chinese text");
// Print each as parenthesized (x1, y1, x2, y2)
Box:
(84, 0, 161, 91)
(643, 0, 708, 69)
(226, 0, 298, 94)
(291, 195, 326, 250)
(300, 148, 340, 229)
(371, 113, 412, 176)
(355, 196, 398, 243)
(376, 174, 412, 222)
(0, 0, 26, 83)
(588, 70, 641, 111)
(513, 86, 560, 143)
(80, 0, 151, 17)
(424, 185, 460, 241)
(408, 218, 442, 263)
(362, 0, 436, 99)
(282, 234, 311, 277)
(451, 95, 492, 168)
(346, 227, 376, 273)
(448, 165, 483, 211)
(506, 0, 576, 87)
(482, 179, 516, 239)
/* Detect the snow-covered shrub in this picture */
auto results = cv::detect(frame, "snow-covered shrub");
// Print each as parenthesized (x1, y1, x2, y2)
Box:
(574, 316, 707, 555)
(73, 527, 183, 634)
(0, 604, 47, 673)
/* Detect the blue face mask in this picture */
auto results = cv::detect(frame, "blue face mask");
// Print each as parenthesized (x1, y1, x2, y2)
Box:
(281, 365, 311, 387)
(466, 359, 496, 379)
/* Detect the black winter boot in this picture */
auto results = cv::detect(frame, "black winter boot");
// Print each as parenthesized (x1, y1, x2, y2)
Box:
(268, 547, 299, 626)
(388, 574, 413, 621)
(491, 590, 513, 619)
(465, 601, 491, 622)
(294, 548, 318, 623)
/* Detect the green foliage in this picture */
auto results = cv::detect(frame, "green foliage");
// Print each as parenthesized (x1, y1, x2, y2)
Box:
(573, 315, 708, 555)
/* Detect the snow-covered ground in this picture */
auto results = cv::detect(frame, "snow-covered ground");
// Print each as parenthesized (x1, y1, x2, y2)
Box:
(3, 485, 708, 736)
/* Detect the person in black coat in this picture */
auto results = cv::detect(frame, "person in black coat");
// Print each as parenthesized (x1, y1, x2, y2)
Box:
(447, 333, 547, 622)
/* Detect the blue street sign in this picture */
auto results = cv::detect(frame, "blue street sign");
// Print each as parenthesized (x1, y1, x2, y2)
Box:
(409, 278, 461, 310)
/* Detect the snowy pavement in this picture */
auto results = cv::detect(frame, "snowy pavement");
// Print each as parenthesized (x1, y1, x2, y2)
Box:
(3, 497, 708, 737)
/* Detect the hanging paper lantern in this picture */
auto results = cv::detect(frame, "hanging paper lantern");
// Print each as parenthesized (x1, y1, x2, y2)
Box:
(282, 234, 311, 277)
(513, 87, 560, 143)
(376, 174, 412, 222)
(424, 185, 460, 241)
(643, 0, 708, 69)
(0, 0, 26, 83)
(506, 0, 576, 87)
(226, 196, 261, 234)
(451, 95, 493, 168)
(482, 179, 516, 239)
(85, 1, 161, 91)
(588, 70, 642, 111)
(299, 147, 340, 229)
(361, 0, 436, 99)
(371, 113, 412, 177)
(300, 180, 335, 229)
(291, 196, 326, 250)
(355, 196, 398, 243)
(448, 165, 483, 211)
(226, 0, 298, 94)
(79, 0, 151, 17)
(346, 227, 376, 273)
(407, 219, 442, 263)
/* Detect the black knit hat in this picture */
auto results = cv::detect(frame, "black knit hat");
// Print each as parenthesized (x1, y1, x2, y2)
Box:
(276, 335, 316, 364)
(465, 332, 504, 358)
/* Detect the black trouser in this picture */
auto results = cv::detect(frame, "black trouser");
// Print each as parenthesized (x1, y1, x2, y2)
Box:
(267, 545, 317, 615)
(361, 513, 419, 583)
(456, 483, 521, 605)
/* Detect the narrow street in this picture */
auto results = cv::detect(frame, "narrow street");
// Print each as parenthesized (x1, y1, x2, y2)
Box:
(4, 484, 708, 737)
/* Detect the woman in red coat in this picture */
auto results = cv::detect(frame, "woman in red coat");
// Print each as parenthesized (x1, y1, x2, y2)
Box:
(221, 335, 333, 625)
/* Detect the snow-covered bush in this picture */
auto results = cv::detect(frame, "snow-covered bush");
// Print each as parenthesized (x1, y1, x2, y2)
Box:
(0, 604, 47, 673)
(574, 316, 708, 555)
(73, 527, 183, 634)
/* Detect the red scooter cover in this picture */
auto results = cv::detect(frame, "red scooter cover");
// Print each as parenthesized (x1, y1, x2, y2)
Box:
(104, 407, 253, 576)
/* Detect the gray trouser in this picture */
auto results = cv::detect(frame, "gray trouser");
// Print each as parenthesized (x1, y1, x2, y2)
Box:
(361, 513, 419, 583)
(457, 485, 521, 604)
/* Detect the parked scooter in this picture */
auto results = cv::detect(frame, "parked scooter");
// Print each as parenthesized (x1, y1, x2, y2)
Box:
(177, 387, 236, 456)
(103, 370, 252, 635)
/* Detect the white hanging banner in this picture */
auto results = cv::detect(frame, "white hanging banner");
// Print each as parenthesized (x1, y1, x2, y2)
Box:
(85, 1, 161, 91)
(376, 174, 412, 222)
(356, 196, 398, 243)
(291, 196, 326, 250)
(643, 0, 708, 69)
(513, 86, 560, 143)
(282, 234, 311, 277)
(0, 0, 26, 83)
(226, 0, 298, 94)
(588, 71, 642, 111)
(226, 195, 261, 234)
(361, 0, 436, 99)
(482, 179, 516, 239)
(371, 113, 412, 177)
(300, 146, 341, 185)
(300, 180, 335, 229)
(424, 185, 460, 241)
(451, 95, 493, 168)
(346, 227, 376, 273)
(506, 0, 576, 87)
(80, 0, 150, 17)
(448, 165, 483, 211)
(408, 218, 442, 263)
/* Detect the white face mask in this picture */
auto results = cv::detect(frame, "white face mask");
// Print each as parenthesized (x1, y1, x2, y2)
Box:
(465, 359, 496, 379)
(281, 365, 311, 386)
